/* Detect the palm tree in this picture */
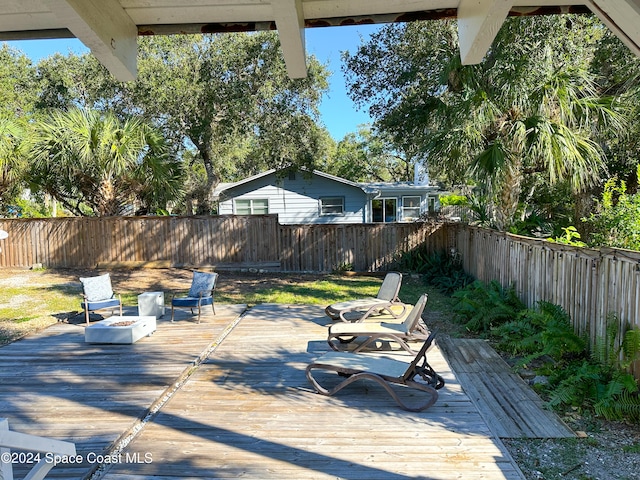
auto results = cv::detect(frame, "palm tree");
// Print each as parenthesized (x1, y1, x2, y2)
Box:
(425, 18, 623, 230)
(0, 117, 27, 214)
(344, 16, 626, 231)
(28, 108, 183, 216)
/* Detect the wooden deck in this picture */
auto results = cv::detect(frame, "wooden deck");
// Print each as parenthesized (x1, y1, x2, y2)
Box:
(438, 337, 575, 439)
(1, 304, 526, 480)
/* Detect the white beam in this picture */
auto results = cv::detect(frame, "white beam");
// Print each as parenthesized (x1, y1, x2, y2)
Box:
(588, 0, 640, 57)
(45, 0, 138, 81)
(272, 0, 307, 78)
(457, 0, 513, 65)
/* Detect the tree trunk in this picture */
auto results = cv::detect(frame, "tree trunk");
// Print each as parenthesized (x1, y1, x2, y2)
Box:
(195, 142, 219, 215)
(494, 159, 523, 231)
(96, 177, 119, 216)
(573, 189, 595, 239)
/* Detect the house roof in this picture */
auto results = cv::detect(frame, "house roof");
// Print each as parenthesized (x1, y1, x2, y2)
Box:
(213, 168, 440, 201)
(360, 181, 440, 193)
(213, 168, 378, 199)
(1, 2, 637, 82)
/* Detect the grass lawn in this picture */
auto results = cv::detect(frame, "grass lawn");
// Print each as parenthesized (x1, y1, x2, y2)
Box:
(0, 269, 454, 346)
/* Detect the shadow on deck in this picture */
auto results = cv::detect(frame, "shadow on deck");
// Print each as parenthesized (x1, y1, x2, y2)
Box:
(0, 303, 545, 480)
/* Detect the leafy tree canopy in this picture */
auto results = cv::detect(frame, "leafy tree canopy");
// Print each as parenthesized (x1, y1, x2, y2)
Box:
(0, 44, 37, 118)
(343, 15, 632, 231)
(34, 33, 332, 214)
(323, 125, 421, 182)
(0, 117, 28, 214)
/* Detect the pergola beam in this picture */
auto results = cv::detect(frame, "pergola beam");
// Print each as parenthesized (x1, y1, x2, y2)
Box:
(457, 0, 513, 64)
(272, 0, 308, 78)
(44, 0, 138, 81)
(588, 0, 640, 57)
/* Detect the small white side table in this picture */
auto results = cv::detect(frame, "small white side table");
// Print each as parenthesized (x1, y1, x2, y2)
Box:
(138, 291, 165, 318)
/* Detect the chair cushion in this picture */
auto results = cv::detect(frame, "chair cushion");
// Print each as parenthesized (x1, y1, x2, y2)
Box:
(80, 274, 114, 302)
(82, 298, 121, 311)
(188, 271, 217, 298)
(172, 296, 213, 307)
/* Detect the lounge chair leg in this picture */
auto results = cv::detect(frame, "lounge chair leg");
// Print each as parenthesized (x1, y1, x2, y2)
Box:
(84, 307, 90, 326)
(171, 305, 175, 322)
(306, 368, 439, 412)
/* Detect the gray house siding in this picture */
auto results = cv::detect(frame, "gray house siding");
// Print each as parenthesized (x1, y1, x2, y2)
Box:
(364, 184, 441, 223)
(218, 172, 368, 224)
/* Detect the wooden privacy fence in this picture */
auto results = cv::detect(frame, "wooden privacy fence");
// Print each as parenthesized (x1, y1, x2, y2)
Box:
(450, 225, 640, 352)
(0, 215, 449, 273)
(0, 215, 280, 270)
(279, 222, 449, 272)
(1, 215, 639, 356)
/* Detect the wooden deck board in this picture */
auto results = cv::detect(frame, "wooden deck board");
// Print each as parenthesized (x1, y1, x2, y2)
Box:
(437, 337, 575, 439)
(102, 304, 524, 480)
(1, 304, 526, 480)
(0, 304, 247, 479)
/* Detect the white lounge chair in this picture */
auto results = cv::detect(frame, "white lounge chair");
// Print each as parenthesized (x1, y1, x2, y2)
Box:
(306, 332, 445, 412)
(0, 418, 76, 480)
(327, 294, 429, 354)
(324, 272, 405, 322)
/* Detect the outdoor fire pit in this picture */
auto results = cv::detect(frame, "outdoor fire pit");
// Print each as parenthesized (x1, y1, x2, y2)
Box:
(84, 316, 156, 344)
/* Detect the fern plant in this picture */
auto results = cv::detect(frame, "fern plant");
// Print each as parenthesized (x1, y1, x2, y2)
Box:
(452, 280, 525, 334)
(493, 301, 586, 364)
(592, 314, 640, 371)
(594, 371, 640, 421)
(547, 360, 604, 409)
(622, 327, 640, 370)
(543, 313, 640, 421)
(397, 249, 474, 295)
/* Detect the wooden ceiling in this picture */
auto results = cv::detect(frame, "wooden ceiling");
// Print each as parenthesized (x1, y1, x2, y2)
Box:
(1, 1, 639, 81)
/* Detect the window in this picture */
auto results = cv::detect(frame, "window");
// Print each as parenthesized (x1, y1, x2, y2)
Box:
(428, 197, 436, 213)
(402, 196, 421, 220)
(320, 197, 344, 215)
(372, 198, 397, 223)
(235, 199, 268, 215)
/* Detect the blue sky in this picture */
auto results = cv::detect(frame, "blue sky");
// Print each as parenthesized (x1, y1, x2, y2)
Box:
(5, 24, 381, 141)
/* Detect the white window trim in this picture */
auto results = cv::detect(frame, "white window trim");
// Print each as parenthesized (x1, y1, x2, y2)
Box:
(402, 195, 422, 220)
(371, 197, 398, 223)
(234, 198, 269, 215)
(319, 197, 345, 216)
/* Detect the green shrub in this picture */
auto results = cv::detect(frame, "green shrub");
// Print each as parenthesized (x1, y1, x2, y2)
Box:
(439, 194, 468, 206)
(583, 175, 640, 250)
(451, 280, 525, 334)
(492, 301, 586, 364)
(398, 249, 474, 295)
(531, 313, 640, 421)
(547, 226, 587, 247)
(396, 244, 431, 273)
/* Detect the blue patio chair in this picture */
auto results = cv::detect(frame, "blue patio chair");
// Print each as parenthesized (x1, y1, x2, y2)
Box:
(171, 271, 218, 323)
(79, 273, 122, 325)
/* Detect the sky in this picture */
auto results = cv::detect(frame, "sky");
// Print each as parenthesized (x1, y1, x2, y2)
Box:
(5, 24, 382, 141)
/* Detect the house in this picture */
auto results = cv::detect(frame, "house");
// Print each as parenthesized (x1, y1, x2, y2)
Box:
(214, 168, 442, 224)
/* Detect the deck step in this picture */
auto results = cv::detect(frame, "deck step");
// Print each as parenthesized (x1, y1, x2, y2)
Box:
(438, 337, 575, 439)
